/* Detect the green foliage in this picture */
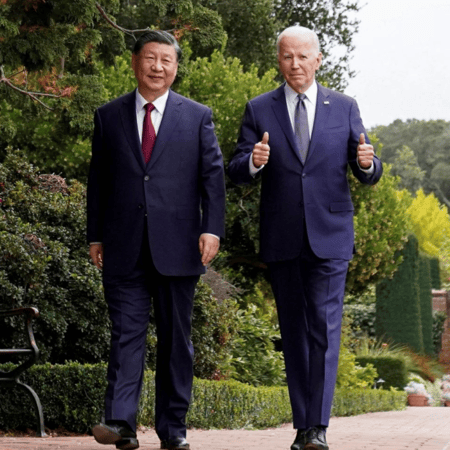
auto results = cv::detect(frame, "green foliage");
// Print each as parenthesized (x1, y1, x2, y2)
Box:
(406, 189, 450, 258)
(429, 258, 441, 289)
(0, 362, 407, 432)
(228, 305, 285, 387)
(344, 303, 376, 339)
(433, 310, 447, 355)
(201, 0, 280, 76)
(418, 256, 434, 355)
(346, 160, 410, 295)
(391, 145, 426, 193)
(0, 150, 110, 364)
(376, 235, 424, 354)
(336, 314, 377, 389)
(372, 119, 450, 209)
(331, 387, 407, 416)
(355, 356, 409, 390)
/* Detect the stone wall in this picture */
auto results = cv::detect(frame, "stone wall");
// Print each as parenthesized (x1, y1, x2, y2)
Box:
(432, 290, 450, 364)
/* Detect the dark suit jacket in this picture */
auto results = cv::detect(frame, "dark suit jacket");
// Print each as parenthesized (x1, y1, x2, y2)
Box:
(228, 83, 383, 262)
(87, 89, 225, 277)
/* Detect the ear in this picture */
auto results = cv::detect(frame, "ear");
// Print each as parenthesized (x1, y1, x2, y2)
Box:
(316, 52, 323, 70)
(131, 53, 137, 72)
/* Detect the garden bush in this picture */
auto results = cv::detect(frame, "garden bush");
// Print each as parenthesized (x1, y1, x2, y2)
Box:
(376, 235, 424, 353)
(0, 363, 407, 433)
(418, 255, 434, 355)
(344, 303, 376, 339)
(355, 356, 409, 389)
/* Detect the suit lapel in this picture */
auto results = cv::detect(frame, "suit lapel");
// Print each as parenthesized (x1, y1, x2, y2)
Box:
(307, 83, 331, 162)
(271, 84, 303, 165)
(120, 90, 146, 170)
(147, 89, 182, 172)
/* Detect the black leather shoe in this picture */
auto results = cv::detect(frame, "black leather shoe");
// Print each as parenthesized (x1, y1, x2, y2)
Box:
(92, 423, 139, 449)
(291, 429, 308, 450)
(304, 426, 329, 450)
(160, 436, 190, 449)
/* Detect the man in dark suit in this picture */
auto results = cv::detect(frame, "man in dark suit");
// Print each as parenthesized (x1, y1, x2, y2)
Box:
(87, 31, 225, 450)
(228, 26, 382, 450)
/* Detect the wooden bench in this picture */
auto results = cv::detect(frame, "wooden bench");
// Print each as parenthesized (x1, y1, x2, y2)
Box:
(0, 307, 46, 436)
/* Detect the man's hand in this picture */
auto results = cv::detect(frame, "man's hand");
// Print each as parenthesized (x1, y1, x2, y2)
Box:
(90, 243, 104, 270)
(357, 133, 374, 169)
(199, 234, 220, 266)
(252, 132, 270, 168)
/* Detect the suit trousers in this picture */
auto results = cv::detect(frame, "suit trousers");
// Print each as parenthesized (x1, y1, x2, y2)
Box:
(102, 232, 199, 440)
(268, 227, 348, 429)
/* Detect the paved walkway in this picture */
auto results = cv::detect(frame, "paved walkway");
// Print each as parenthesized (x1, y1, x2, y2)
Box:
(1, 407, 450, 450)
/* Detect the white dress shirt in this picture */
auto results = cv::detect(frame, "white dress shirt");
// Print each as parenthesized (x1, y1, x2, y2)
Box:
(135, 88, 169, 141)
(249, 81, 374, 175)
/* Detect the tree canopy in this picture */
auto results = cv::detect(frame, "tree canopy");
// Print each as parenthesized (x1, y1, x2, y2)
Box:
(372, 119, 450, 208)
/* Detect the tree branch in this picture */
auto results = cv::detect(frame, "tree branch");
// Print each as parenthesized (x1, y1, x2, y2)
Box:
(95, 2, 177, 39)
(95, 2, 150, 39)
(0, 65, 57, 110)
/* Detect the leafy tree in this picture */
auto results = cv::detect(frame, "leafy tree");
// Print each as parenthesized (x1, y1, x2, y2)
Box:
(200, 0, 280, 75)
(406, 189, 450, 261)
(391, 145, 426, 193)
(372, 119, 450, 208)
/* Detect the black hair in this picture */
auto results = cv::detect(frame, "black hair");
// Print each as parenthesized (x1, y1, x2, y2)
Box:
(133, 30, 182, 61)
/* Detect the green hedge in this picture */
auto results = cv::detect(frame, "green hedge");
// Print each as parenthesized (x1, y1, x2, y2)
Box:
(0, 363, 406, 433)
(331, 388, 406, 416)
(355, 356, 409, 389)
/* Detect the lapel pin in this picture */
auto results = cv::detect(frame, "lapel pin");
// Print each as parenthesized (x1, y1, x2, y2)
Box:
(324, 101, 330, 105)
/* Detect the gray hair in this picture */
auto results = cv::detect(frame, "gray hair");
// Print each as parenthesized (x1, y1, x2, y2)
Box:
(277, 26, 321, 54)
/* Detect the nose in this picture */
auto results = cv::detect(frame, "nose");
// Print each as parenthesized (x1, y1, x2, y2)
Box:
(152, 58, 163, 71)
(291, 56, 300, 68)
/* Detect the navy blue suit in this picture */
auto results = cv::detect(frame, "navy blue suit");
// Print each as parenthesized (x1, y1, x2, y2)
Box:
(228, 83, 382, 428)
(87, 89, 225, 438)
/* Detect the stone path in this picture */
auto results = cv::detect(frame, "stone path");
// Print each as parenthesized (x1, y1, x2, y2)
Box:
(1, 407, 450, 450)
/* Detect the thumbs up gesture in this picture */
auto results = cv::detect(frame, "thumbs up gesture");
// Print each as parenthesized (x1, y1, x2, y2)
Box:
(357, 133, 374, 169)
(252, 132, 270, 168)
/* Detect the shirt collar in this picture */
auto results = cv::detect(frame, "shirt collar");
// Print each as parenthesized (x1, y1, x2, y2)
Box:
(284, 81, 318, 107)
(135, 88, 170, 115)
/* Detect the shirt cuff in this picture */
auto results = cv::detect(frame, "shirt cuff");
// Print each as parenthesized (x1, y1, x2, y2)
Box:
(249, 155, 264, 176)
(201, 233, 220, 241)
(90, 242, 102, 245)
(357, 160, 374, 174)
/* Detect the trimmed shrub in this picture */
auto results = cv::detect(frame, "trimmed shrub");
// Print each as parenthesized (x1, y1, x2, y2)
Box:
(331, 388, 406, 416)
(418, 256, 434, 355)
(429, 258, 441, 289)
(376, 235, 424, 353)
(0, 363, 407, 433)
(355, 356, 409, 390)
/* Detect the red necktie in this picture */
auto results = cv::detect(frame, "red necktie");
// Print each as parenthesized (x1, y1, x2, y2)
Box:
(142, 103, 156, 164)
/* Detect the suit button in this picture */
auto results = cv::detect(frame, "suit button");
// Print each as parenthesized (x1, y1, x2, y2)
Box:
(302, 173, 306, 178)
(144, 175, 149, 181)
(138, 204, 143, 209)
